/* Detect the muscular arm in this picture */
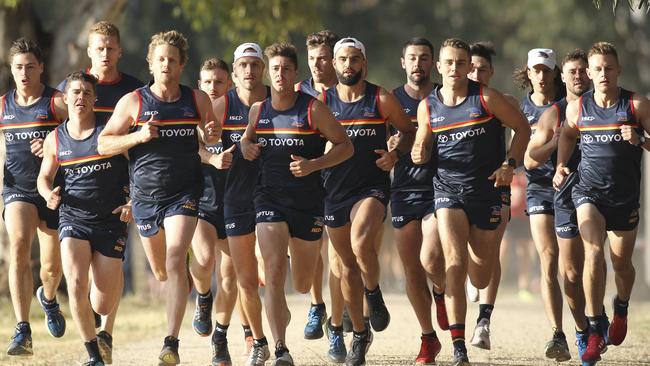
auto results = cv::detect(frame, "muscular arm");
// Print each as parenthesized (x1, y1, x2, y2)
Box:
(37, 132, 60, 203)
(556, 100, 579, 168)
(52, 91, 68, 122)
(524, 105, 559, 170)
(97, 92, 146, 155)
(304, 99, 353, 171)
(483, 87, 531, 166)
(632, 94, 650, 151)
(241, 102, 263, 161)
(380, 88, 415, 158)
(194, 89, 220, 144)
(411, 99, 434, 164)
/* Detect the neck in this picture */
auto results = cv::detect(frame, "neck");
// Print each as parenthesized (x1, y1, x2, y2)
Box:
(405, 80, 434, 100)
(566, 90, 580, 102)
(89, 66, 120, 83)
(237, 84, 268, 107)
(151, 81, 181, 102)
(67, 113, 96, 139)
(15, 83, 45, 106)
(530, 91, 555, 106)
(594, 87, 620, 108)
(313, 76, 337, 93)
(336, 80, 366, 102)
(271, 88, 298, 111)
(439, 81, 468, 106)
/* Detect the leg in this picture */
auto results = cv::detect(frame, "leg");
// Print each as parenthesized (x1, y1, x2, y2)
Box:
(141, 231, 168, 282)
(349, 198, 385, 290)
(606, 228, 637, 346)
(310, 240, 326, 304)
(478, 204, 509, 309)
(577, 204, 607, 319)
(327, 238, 346, 326)
(304, 236, 328, 340)
(215, 241, 238, 327)
(189, 219, 218, 335)
(420, 214, 445, 292)
(36, 224, 63, 302)
(60, 238, 95, 342)
(558, 236, 587, 330)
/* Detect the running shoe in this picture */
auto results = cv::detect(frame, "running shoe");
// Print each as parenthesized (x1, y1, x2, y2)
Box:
(245, 341, 270, 366)
(365, 287, 390, 331)
(36, 286, 66, 338)
(6, 322, 32, 356)
(581, 333, 605, 363)
(608, 297, 626, 346)
(192, 292, 213, 336)
(470, 318, 491, 350)
(93, 310, 102, 329)
(466, 281, 479, 303)
(433, 293, 449, 330)
(272, 344, 294, 366)
(415, 334, 441, 365)
(211, 334, 231, 366)
(158, 336, 180, 366)
(97, 330, 113, 364)
(544, 330, 571, 362)
(83, 357, 105, 366)
(342, 308, 353, 333)
(575, 331, 592, 366)
(242, 335, 254, 357)
(326, 317, 346, 363)
(345, 327, 373, 366)
(450, 347, 471, 366)
(304, 305, 327, 339)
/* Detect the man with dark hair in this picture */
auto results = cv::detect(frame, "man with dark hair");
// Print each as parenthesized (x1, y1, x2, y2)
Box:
(2, 37, 68, 356)
(412, 38, 530, 365)
(241, 42, 353, 366)
(390, 36, 446, 365)
(554, 42, 650, 363)
(98, 30, 219, 365)
(38, 71, 130, 366)
(297, 30, 339, 97)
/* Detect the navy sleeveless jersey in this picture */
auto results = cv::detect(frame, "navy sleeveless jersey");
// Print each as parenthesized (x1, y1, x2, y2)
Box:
(322, 82, 388, 202)
(521, 93, 558, 192)
(1, 86, 61, 193)
(56, 122, 128, 222)
(201, 142, 225, 210)
(220, 88, 268, 206)
(576, 88, 641, 207)
(254, 92, 325, 206)
(298, 77, 333, 98)
(391, 85, 435, 192)
(427, 81, 502, 197)
(553, 98, 581, 208)
(57, 72, 143, 123)
(129, 84, 202, 202)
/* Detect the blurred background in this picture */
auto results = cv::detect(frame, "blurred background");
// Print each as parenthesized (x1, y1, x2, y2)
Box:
(0, 0, 649, 302)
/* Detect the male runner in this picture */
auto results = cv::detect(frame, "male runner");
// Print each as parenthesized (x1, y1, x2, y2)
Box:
(57, 21, 143, 364)
(213, 42, 271, 366)
(2, 38, 67, 356)
(390, 37, 446, 365)
(97, 30, 219, 366)
(554, 42, 650, 363)
(412, 38, 530, 366)
(38, 71, 130, 366)
(322, 36, 415, 366)
(241, 41, 353, 366)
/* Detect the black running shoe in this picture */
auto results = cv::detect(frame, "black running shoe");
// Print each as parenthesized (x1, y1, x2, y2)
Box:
(342, 308, 353, 333)
(36, 286, 66, 338)
(158, 336, 180, 365)
(6, 322, 32, 356)
(97, 331, 113, 364)
(211, 334, 231, 366)
(450, 347, 471, 366)
(193, 292, 213, 336)
(304, 304, 327, 339)
(345, 328, 373, 366)
(364, 287, 390, 332)
(83, 357, 105, 366)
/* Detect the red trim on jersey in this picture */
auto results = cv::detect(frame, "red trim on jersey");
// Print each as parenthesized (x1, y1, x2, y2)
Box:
(375, 86, 385, 120)
(576, 96, 583, 128)
(322, 89, 328, 104)
(479, 84, 493, 117)
(426, 101, 433, 132)
(134, 90, 142, 128)
(54, 128, 60, 163)
(221, 93, 229, 127)
(191, 89, 202, 125)
(307, 97, 315, 130)
(554, 103, 562, 129)
(49, 92, 60, 123)
(0, 95, 5, 120)
(630, 92, 636, 119)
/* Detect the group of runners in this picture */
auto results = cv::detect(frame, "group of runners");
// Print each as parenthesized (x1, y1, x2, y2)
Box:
(1, 20, 648, 366)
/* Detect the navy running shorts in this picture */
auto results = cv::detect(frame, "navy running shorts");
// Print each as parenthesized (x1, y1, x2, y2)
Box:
(525, 188, 554, 216)
(2, 186, 59, 230)
(132, 191, 200, 237)
(223, 202, 256, 237)
(573, 193, 639, 232)
(390, 190, 435, 229)
(59, 217, 127, 259)
(434, 194, 502, 230)
(324, 187, 389, 228)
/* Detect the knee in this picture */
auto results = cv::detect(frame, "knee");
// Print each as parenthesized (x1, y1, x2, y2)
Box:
(152, 268, 168, 282)
(220, 274, 237, 294)
(93, 300, 113, 316)
(293, 277, 312, 294)
(40, 262, 63, 281)
(611, 258, 634, 274)
(563, 266, 581, 284)
(67, 276, 89, 300)
(583, 245, 604, 263)
(238, 273, 260, 293)
(471, 274, 490, 289)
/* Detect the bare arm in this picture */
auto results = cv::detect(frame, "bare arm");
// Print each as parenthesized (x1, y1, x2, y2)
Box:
(553, 100, 580, 190)
(411, 99, 433, 164)
(241, 102, 263, 161)
(524, 105, 559, 170)
(621, 94, 650, 151)
(37, 132, 62, 209)
(52, 91, 68, 122)
(290, 100, 353, 177)
(378, 88, 415, 169)
(194, 89, 220, 144)
(483, 87, 531, 167)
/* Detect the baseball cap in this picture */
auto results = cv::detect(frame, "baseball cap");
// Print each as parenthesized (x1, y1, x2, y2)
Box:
(527, 48, 556, 70)
(234, 42, 263, 62)
(333, 37, 366, 58)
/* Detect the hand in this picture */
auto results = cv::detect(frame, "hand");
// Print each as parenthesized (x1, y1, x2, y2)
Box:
(241, 138, 263, 161)
(620, 124, 640, 145)
(213, 145, 235, 169)
(30, 138, 44, 158)
(112, 203, 132, 223)
(411, 140, 427, 164)
(204, 120, 219, 139)
(47, 186, 62, 210)
(553, 165, 571, 191)
(289, 154, 315, 177)
(387, 132, 400, 151)
(138, 114, 161, 143)
(375, 149, 397, 171)
(488, 164, 514, 187)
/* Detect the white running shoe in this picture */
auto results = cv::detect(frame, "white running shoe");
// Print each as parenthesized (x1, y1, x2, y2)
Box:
(466, 280, 479, 303)
(245, 342, 270, 366)
(470, 318, 491, 350)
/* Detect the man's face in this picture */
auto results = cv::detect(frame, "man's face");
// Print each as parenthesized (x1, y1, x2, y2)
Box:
(64, 80, 96, 116)
(11, 52, 43, 89)
(268, 56, 298, 93)
(469, 55, 493, 86)
(232, 56, 264, 91)
(437, 46, 470, 86)
(334, 47, 365, 86)
(149, 44, 184, 83)
(527, 64, 555, 95)
(587, 54, 621, 94)
(401, 45, 433, 86)
(199, 68, 231, 100)
(87, 33, 122, 71)
(307, 44, 335, 84)
(561, 59, 590, 97)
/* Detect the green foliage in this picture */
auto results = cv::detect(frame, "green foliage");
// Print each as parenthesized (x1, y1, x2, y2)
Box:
(0, 0, 20, 7)
(593, 0, 650, 13)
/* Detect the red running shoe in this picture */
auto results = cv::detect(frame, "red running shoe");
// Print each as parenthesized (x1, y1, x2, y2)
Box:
(608, 313, 627, 346)
(415, 335, 441, 365)
(581, 333, 605, 362)
(433, 295, 450, 330)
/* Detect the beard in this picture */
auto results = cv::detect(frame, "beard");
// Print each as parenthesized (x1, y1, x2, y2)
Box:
(408, 71, 429, 86)
(337, 69, 363, 86)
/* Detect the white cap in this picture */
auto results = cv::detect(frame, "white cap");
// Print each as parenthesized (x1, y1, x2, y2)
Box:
(234, 42, 263, 62)
(527, 48, 556, 70)
(333, 37, 366, 58)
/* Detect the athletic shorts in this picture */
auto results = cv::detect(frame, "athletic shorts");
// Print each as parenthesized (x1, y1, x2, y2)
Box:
(434, 194, 502, 230)
(390, 190, 435, 229)
(223, 202, 256, 237)
(573, 193, 639, 232)
(324, 187, 389, 228)
(2, 186, 58, 230)
(197, 209, 227, 240)
(59, 217, 127, 259)
(255, 196, 324, 241)
(132, 192, 199, 237)
(554, 172, 579, 239)
(526, 188, 554, 216)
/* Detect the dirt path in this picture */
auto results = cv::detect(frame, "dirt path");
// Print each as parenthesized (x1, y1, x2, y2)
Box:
(1, 291, 650, 365)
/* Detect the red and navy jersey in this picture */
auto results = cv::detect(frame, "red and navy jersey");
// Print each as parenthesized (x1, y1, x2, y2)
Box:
(575, 88, 641, 207)
(521, 93, 559, 192)
(322, 82, 389, 202)
(220, 88, 268, 206)
(55, 122, 128, 222)
(391, 85, 435, 193)
(57, 72, 143, 123)
(201, 142, 225, 212)
(427, 80, 502, 197)
(128, 83, 202, 202)
(254, 92, 325, 207)
(0, 86, 61, 193)
(298, 78, 334, 98)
